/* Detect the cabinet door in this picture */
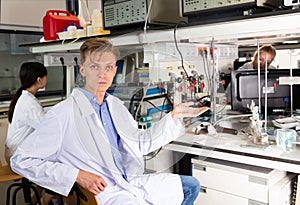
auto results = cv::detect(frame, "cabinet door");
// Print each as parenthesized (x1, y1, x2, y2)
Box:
(1, 0, 65, 28)
(0, 118, 8, 165)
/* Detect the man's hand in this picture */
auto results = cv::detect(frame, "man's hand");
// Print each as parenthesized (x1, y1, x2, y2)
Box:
(171, 102, 210, 120)
(76, 170, 107, 195)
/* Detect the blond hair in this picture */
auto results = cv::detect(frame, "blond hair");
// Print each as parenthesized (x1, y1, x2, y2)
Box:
(253, 44, 276, 61)
(80, 37, 120, 63)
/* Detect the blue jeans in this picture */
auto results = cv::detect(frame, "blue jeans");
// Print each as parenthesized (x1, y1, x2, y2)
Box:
(180, 175, 200, 205)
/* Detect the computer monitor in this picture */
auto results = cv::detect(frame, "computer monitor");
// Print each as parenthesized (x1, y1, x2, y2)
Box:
(233, 59, 251, 70)
(231, 69, 300, 114)
(112, 59, 129, 84)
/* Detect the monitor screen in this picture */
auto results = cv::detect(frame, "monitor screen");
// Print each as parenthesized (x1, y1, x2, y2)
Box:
(231, 69, 300, 114)
(113, 59, 127, 84)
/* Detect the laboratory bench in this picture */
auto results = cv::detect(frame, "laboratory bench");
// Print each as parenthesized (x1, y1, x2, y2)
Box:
(164, 115, 300, 204)
(165, 126, 300, 173)
(0, 95, 64, 115)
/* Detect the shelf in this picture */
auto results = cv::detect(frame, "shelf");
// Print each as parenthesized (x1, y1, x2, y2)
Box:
(27, 12, 300, 53)
(28, 32, 141, 53)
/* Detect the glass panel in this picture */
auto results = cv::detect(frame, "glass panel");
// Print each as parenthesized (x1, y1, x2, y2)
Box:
(0, 32, 66, 102)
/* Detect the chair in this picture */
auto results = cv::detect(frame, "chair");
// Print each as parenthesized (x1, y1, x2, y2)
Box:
(0, 161, 41, 205)
(74, 183, 98, 205)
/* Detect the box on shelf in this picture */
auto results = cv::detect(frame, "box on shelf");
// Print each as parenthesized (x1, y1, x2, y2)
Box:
(43, 10, 80, 41)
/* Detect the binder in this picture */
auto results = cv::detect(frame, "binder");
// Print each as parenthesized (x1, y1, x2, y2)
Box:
(293, 174, 300, 205)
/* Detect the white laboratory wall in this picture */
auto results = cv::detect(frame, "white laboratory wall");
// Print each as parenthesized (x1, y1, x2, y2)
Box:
(1, 0, 65, 28)
(273, 49, 300, 69)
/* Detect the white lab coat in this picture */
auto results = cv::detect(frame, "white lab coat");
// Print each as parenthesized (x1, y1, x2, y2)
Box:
(11, 88, 185, 205)
(6, 90, 45, 157)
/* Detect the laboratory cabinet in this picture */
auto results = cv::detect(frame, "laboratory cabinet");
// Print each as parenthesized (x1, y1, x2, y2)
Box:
(192, 157, 291, 205)
(0, 117, 8, 166)
(0, 0, 65, 31)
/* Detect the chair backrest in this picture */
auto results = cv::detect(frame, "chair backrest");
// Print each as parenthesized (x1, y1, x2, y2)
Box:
(76, 184, 98, 205)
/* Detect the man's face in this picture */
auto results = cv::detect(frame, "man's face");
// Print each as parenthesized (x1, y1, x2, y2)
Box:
(254, 51, 274, 70)
(80, 51, 117, 95)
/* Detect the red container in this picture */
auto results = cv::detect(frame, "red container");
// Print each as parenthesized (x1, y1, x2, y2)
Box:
(43, 10, 80, 41)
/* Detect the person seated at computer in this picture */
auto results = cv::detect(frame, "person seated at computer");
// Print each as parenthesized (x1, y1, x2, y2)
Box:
(225, 44, 277, 103)
(238, 44, 276, 70)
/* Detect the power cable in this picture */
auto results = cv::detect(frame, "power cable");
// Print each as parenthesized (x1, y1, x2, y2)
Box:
(173, 22, 191, 82)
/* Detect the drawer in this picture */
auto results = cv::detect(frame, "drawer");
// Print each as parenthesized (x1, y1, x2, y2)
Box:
(192, 158, 286, 203)
(194, 186, 267, 205)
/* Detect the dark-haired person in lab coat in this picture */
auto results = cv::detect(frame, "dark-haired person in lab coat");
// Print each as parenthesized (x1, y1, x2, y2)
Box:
(11, 37, 207, 205)
(5, 62, 64, 205)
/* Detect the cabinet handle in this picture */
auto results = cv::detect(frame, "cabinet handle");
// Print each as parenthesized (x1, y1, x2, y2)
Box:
(200, 186, 207, 194)
(193, 164, 206, 171)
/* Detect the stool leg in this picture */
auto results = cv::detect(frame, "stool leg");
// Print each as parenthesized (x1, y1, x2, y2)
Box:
(6, 185, 11, 205)
(8, 181, 42, 205)
(30, 185, 41, 205)
(22, 179, 32, 203)
(12, 186, 24, 205)
(6, 183, 22, 205)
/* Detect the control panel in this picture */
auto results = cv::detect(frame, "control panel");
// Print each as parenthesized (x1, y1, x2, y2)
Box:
(284, 0, 300, 6)
(182, 0, 255, 14)
(182, 0, 281, 15)
(103, 0, 147, 28)
(103, 0, 187, 29)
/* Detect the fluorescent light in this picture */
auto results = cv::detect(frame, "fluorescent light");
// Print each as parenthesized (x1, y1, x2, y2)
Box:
(283, 40, 299, 44)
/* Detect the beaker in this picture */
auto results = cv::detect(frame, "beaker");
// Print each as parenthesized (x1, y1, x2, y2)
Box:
(274, 128, 297, 151)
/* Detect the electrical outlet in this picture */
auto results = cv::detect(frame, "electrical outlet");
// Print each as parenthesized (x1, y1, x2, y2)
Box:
(43, 53, 81, 67)
(50, 56, 62, 65)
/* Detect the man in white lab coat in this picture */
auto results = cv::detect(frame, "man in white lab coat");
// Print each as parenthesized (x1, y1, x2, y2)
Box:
(11, 37, 205, 205)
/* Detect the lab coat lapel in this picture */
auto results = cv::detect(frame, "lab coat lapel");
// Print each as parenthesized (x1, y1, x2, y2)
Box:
(106, 95, 137, 137)
(106, 95, 145, 177)
(71, 89, 120, 176)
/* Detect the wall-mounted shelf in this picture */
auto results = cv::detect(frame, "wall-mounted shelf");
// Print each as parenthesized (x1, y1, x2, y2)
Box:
(27, 12, 300, 53)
